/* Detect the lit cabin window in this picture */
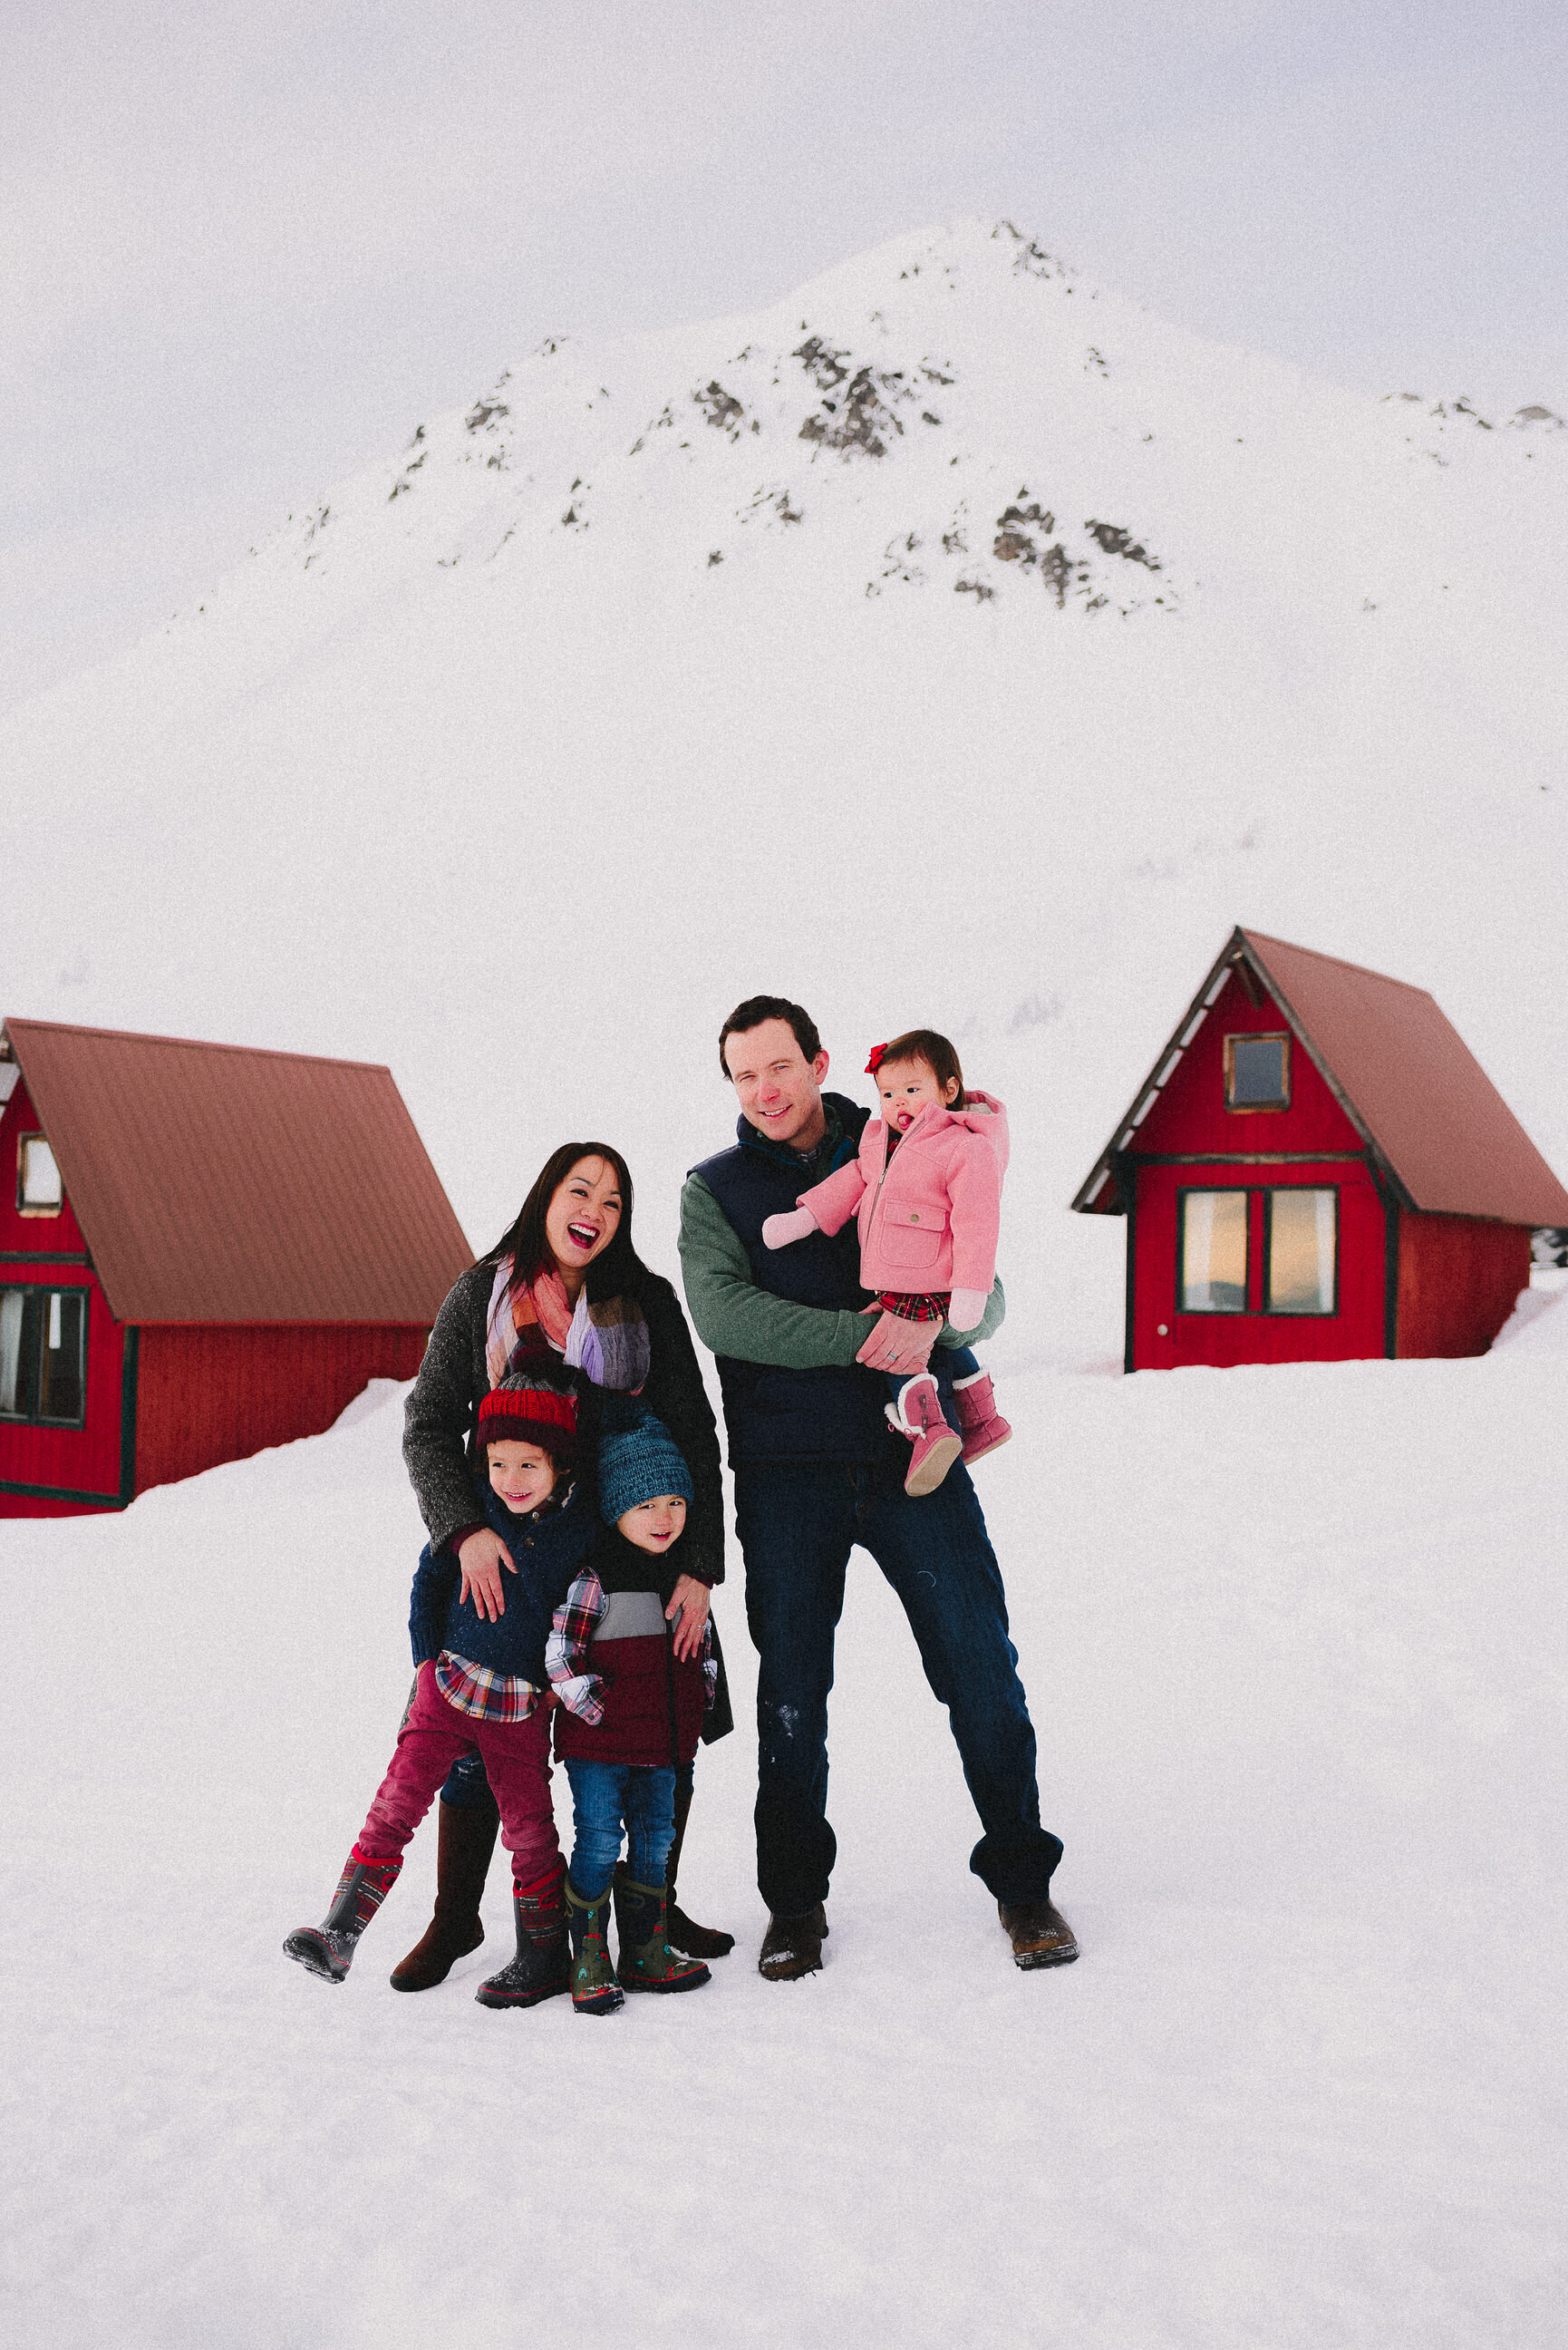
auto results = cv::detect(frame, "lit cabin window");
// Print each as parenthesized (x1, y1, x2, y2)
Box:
(1267, 1190, 1337, 1314)
(1225, 1034, 1290, 1111)
(18, 1135, 63, 1214)
(1179, 1190, 1249, 1312)
(0, 1287, 87, 1423)
(0, 1290, 25, 1414)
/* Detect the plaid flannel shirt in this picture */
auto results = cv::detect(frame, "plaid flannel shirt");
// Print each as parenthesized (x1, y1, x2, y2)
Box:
(546, 1568, 717, 1723)
(434, 1651, 545, 1723)
(546, 1571, 608, 1723)
(430, 1481, 579, 1723)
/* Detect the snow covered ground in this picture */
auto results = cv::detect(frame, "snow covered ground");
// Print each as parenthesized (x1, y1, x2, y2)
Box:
(5, 1289, 1566, 2346)
(5, 212, 1567, 2342)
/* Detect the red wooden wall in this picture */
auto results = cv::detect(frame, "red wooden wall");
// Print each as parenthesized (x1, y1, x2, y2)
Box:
(0, 1275, 127, 1514)
(1120, 966, 1535, 1369)
(1132, 1160, 1387, 1370)
(0, 1074, 92, 1258)
(1396, 1214, 1529, 1359)
(1, 1074, 128, 1514)
(1128, 968, 1382, 1369)
(132, 1323, 429, 1492)
(5, 1065, 435, 1513)
(1135, 968, 1366, 1160)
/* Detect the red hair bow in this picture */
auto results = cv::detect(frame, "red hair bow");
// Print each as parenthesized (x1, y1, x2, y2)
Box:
(865, 1042, 888, 1075)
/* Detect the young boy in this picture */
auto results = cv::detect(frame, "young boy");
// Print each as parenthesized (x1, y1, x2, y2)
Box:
(547, 1415, 716, 2014)
(284, 1357, 597, 2007)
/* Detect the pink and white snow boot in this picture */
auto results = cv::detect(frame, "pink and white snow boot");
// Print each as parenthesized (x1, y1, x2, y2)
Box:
(886, 1373, 963, 1496)
(952, 1368, 1011, 1464)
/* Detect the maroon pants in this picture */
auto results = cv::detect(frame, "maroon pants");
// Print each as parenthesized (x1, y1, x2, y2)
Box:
(358, 1662, 560, 1888)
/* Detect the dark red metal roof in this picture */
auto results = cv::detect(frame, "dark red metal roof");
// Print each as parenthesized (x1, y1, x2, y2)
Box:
(2, 1019, 473, 1323)
(1073, 928, 1568, 1226)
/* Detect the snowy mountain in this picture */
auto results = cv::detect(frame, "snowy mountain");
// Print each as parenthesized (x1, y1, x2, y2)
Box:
(6, 220, 1568, 2344)
(5, 216, 1567, 1350)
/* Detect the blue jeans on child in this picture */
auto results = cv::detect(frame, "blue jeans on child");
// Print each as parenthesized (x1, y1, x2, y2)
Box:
(440, 1745, 697, 1819)
(564, 1758, 679, 1900)
(888, 1343, 977, 1423)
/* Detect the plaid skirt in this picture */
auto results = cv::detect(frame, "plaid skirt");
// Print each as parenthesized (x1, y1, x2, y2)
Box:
(877, 1289, 951, 1323)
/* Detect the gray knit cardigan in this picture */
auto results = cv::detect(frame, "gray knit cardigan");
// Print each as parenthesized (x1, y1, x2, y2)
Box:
(402, 1261, 726, 1586)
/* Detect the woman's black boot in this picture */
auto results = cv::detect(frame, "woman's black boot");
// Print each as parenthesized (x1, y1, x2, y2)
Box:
(664, 1779, 735, 1958)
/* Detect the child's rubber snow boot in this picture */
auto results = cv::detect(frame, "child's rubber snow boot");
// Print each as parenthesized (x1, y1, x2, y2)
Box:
(886, 1372, 963, 1496)
(284, 1850, 402, 1983)
(391, 1795, 499, 1991)
(952, 1367, 1011, 1465)
(564, 1875, 624, 2015)
(614, 1870, 711, 1995)
(475, 1866, 571, 2009)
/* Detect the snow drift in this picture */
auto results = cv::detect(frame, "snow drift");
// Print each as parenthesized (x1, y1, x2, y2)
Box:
(3, 1349, 1565, 2347)
(4, 218, 1566, 2343)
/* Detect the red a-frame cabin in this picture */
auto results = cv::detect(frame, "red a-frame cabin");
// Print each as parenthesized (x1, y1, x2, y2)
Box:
(1072, 929, 1568, 1373)
(1, 1019, 472, 1516)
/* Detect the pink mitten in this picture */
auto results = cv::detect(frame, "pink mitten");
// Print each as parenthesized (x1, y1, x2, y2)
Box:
(946, 1288, 989, 1332)
(761, 1205, 819, 1250)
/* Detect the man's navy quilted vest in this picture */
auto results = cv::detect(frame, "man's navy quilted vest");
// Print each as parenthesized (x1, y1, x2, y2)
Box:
(693, 1094, 950, 1465)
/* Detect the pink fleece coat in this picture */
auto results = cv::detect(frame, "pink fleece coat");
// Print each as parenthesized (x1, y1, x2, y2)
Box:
(798, 1092, 1009, 1297)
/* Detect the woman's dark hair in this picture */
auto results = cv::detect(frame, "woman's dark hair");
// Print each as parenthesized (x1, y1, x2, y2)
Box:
(878, 1028, 968, 1106)
(483, 1141, 655, 1301)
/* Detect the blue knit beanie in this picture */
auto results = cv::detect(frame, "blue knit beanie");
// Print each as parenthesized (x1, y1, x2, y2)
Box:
(597, 1415, 694, 1526)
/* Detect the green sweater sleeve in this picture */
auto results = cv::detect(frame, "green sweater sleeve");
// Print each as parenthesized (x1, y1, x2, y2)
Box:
(678, 1172, 873, 1368)
(678, 1171, 1007, 1367)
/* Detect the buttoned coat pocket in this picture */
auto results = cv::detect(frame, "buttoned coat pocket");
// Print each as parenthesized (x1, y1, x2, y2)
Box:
(877, 1200, 946, 1272)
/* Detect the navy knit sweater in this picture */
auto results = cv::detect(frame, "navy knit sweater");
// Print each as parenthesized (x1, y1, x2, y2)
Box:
(408, 1472, 597, 1683)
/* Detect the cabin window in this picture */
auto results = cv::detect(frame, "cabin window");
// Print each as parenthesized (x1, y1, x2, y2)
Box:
(1266, 1189, 1337, 1315)
(1178, 1190, 1249, 1312)
(18, 1134, 63, 1214)
(0, 1287, 87, 1424)
(1224, 1034, 1290, 1111)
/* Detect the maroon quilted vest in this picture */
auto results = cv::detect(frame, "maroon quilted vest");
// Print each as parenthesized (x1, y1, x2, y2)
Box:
(553, 1586, 707, 1768)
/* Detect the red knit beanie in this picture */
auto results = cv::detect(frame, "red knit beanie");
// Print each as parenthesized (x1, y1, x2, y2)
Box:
(477, 1353, 580, 1461)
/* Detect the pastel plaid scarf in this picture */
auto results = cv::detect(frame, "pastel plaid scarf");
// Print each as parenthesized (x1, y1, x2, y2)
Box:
(485, 1258, 650, 1395)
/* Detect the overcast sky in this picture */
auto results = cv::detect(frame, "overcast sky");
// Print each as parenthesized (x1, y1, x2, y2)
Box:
(5, 0, 1565, 714)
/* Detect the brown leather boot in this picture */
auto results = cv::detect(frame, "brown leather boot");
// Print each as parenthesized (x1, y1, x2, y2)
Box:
(665, 1778, 735, 1958)
(389, 1800, 499, 1992)
(759, 1904, 828, 1981)
(999, 1897, 1079, 1969)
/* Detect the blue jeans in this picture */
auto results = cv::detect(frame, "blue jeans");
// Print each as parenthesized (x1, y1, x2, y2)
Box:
(439, 1744, 498, 1811)
(440, 1746, 696, 1814)
(564, 1758, 678, 1901)
(734, 1455, 1062, 1915)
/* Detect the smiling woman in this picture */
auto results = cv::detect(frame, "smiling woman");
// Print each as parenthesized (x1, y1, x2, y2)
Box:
(391, 1137, 733, 1989)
